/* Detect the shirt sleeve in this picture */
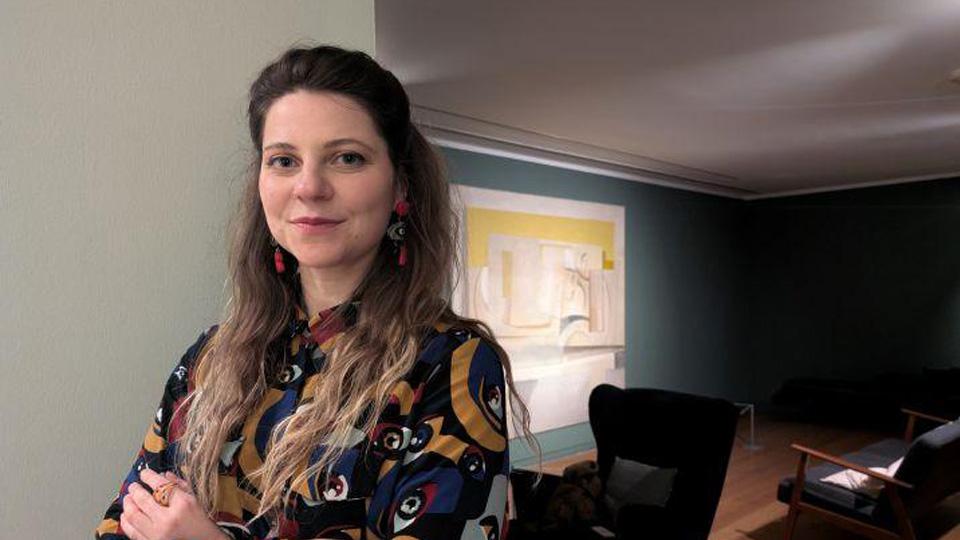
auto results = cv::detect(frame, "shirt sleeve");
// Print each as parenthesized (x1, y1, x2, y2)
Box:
(367, 331, 511, 540)
(94, 327, 215, 539)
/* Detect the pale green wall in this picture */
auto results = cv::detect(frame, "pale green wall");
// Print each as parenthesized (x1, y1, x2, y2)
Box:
(0, 2, 374, 536)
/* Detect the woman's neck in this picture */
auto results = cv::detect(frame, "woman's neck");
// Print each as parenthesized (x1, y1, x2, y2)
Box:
(297, 265, 362, 316)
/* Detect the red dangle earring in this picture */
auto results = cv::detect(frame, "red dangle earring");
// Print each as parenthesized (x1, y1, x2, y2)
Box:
(387, 200, 411, 267)
(270, 237, 286, 274)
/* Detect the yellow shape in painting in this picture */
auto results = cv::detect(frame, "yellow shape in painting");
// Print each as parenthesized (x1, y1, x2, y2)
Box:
(466, 208, 616, 270)
(501, 251, 513, 298)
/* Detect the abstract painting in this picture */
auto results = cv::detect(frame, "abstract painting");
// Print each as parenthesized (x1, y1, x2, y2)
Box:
(452, 185, 625, 434)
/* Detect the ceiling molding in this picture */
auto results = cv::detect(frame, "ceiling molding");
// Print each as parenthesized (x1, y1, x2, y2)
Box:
(414, 105, 959, 201)
(413, 105, 756, 199)
(742, 172, 960, 200)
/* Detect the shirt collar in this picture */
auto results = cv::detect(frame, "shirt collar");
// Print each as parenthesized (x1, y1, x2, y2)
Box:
(291, 299, 360, 347)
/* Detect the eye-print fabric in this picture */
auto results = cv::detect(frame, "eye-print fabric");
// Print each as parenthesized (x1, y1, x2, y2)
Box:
(95, 302, 510, 540)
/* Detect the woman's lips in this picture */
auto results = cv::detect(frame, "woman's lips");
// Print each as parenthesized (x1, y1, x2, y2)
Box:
(291, 220, 343, 233)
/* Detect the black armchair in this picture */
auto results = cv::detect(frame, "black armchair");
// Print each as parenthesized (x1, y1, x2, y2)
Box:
(509, 385, 738, 539)
(589, 384, 739, 539)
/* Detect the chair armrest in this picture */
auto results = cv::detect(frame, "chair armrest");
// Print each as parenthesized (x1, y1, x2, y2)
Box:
(789, 443, 914, 490)
(901, 408, 952, 424)
(901, 408, 952, 441)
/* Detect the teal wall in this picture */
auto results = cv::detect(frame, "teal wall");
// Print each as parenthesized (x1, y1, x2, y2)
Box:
(745, 179, 960, 403)
(441, 148, 749, 466)
(444, 148, 960, 467)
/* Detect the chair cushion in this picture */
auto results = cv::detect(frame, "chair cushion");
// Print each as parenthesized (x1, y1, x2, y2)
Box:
(819, 457, 903, 498)
(603, 456, 677, 518)
(777, 438, 909, 525)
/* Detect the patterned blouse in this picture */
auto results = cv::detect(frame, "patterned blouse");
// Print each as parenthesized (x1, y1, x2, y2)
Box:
(95, 301, 510, 539)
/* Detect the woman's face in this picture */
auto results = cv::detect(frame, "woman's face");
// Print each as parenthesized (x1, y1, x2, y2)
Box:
(258, 90, 401, 275)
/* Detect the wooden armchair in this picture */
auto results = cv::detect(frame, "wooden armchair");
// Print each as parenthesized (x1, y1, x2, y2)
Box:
(778, 409, 959, 540)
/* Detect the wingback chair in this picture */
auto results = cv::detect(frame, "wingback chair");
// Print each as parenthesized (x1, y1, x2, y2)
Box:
(589, 384, 740, 539)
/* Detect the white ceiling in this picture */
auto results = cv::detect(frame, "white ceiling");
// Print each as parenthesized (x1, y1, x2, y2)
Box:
(375, 0, 960, 198)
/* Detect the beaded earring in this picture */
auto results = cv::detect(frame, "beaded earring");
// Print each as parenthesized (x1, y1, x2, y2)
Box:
(387, 200, 410, 267)
(270, 237, 286, 274)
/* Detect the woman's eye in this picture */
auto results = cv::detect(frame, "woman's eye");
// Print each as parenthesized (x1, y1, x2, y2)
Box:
(335, 152, 366, 167)
(266, 155, 296, 168)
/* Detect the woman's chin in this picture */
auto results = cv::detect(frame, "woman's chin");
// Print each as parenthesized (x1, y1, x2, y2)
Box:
(289, 244, 380, 275)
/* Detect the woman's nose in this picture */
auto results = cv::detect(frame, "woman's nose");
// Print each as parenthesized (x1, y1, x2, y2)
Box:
(293, 163, 334, 200)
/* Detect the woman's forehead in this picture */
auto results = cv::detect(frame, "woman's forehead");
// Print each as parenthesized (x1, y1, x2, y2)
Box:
(262, 90, 384, 150)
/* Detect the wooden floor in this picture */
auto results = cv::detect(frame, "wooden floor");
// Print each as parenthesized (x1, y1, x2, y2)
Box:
(539, 416, 960, 540)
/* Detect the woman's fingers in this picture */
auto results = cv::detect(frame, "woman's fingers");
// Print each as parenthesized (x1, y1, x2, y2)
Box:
(128, 481, 167, 516)
(118, 513, 145, 540)
(121, 489, 145, 517)
(120, 493, 149, 539)
(139, 466, 169, 490)
(164, 470, 192, 493)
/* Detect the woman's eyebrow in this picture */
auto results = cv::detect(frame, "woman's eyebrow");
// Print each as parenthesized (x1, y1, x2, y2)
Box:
(262, 138, 376, 153)
(323, 138, 375, 152)
(262, 141, 297, 153)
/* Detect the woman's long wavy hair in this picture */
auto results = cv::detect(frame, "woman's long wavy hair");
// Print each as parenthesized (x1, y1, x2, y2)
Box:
(175, 45, 539, 524)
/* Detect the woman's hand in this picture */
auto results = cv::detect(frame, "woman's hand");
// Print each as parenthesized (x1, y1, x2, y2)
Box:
(120, 468, 229, 540)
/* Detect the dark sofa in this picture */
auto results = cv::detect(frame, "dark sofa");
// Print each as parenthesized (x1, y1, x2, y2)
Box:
(772, 367, 960, 429)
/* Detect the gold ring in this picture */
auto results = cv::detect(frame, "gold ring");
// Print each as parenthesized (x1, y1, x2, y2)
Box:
(153, 482, 176, 507)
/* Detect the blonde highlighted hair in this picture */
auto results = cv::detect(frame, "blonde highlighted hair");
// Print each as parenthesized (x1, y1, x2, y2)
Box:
(175, 45, 538, 525)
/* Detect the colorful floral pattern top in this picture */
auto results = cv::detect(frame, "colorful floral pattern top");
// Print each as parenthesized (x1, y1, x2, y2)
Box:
(95, 301, 510, 539)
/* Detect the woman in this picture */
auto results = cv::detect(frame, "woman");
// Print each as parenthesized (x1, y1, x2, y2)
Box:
(95, 45, 535, 540)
